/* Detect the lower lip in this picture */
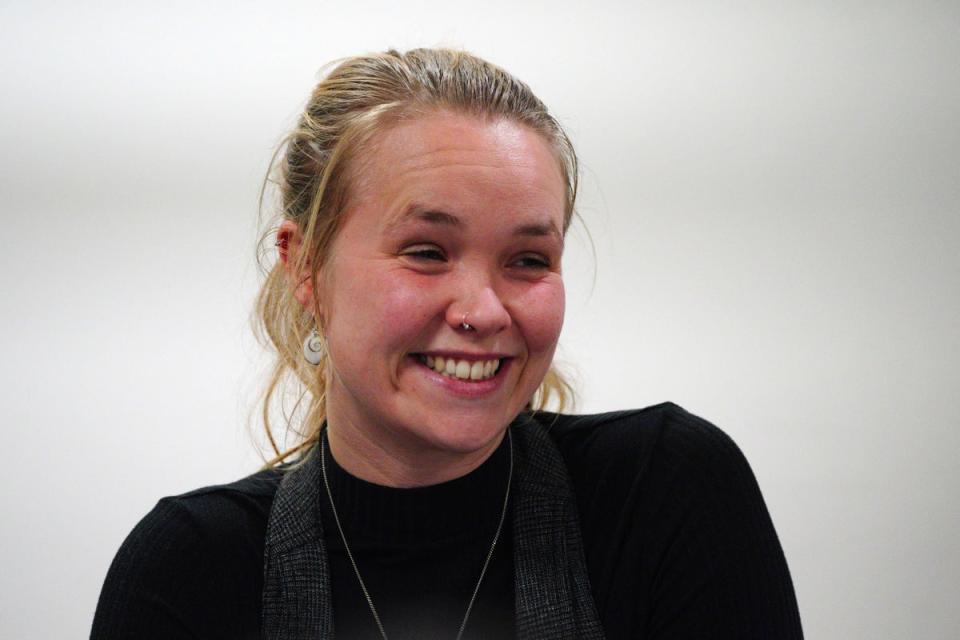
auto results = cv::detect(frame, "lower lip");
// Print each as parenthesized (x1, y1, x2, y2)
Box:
(411, 357, 512, 398)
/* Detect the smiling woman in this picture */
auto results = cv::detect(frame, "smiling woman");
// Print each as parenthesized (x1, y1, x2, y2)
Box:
(91, 49, 803, 640)
(291, 111, 568, 487)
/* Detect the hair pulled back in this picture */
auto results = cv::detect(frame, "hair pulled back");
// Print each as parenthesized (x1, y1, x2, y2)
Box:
(255, 48, 578, 466)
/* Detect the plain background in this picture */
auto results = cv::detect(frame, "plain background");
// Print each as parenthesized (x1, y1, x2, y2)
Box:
(2, 1, 958, 638)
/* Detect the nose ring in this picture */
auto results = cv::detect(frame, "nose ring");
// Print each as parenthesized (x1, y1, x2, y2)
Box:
(459, 313, 475, 332)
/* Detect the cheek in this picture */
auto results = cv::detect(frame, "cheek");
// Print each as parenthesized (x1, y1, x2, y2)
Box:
(515, 280, 565, 353)
(327, 266, 438, 348)
(379, 281, 439, 340)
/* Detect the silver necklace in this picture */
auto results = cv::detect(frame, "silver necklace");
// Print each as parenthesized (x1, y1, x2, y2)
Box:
(320, 429, 514, 640)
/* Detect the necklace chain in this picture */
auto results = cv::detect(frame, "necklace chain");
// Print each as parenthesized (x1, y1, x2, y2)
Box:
(320, 429, 514, 640)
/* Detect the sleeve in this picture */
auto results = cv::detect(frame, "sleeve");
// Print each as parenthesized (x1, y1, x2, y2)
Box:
(90, 494, 262, 640)
(636, 410, 804, 639)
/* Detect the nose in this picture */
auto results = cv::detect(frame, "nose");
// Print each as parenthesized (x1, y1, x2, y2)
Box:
(447, 284, 512, 337)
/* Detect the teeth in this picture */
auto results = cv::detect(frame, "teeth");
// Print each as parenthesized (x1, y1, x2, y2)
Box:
(417, 355, 502, 381)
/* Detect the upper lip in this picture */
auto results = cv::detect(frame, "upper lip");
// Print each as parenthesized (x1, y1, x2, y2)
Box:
(414, 350, 511, 361)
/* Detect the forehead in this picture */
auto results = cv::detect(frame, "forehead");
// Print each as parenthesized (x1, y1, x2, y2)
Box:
(346, 110, 567, 230)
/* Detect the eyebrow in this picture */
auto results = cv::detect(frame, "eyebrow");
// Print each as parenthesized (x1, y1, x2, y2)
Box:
(385, 204, 563, 241)
(512, 221, 563, 240)
(385, 206, 463, 232)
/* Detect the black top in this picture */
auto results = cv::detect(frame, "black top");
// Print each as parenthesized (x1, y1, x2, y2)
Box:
(318, 428, 514, 639)
(91, 403, 804, 639)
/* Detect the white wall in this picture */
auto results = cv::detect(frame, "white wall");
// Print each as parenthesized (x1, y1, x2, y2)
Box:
(1, 1, 958, 637)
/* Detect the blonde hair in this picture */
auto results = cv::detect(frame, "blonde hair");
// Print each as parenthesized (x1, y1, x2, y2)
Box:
(255, 48, 578, 467)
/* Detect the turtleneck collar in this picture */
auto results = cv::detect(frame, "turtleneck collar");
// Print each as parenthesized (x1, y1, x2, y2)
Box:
(320, 430, 511, 545)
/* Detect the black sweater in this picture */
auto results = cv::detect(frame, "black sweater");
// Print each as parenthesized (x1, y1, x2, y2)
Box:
(91, 403, 803, 639)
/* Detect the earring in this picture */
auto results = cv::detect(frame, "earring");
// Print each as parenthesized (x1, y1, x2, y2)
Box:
(303, 328, 325, 365)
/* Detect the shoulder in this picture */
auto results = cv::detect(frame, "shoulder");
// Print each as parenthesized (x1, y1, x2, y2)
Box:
(129, 467, 283, 573)
(530, 402, 752, 493)
(121, 467, 283, 557)
(91, 468, 283, 639)
(171, 467, 284, 536)
(527, 405, 802, 637)
(533, 401, 732, 447)
(525, 402, 772, 549)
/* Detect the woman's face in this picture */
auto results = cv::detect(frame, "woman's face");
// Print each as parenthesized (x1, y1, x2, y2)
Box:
(319, 110, 567, 466)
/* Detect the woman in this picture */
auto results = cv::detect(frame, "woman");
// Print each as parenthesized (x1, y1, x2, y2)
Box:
(92, 48, 803, 639)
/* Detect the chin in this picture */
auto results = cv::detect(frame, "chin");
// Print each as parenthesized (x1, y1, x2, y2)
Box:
(416, 413, 513, 454)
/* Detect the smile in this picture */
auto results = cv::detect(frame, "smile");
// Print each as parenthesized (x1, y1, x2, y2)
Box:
(415, 354, 503, 381)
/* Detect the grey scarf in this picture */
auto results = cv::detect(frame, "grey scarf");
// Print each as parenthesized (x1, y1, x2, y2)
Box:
(261, 417, 606, 639)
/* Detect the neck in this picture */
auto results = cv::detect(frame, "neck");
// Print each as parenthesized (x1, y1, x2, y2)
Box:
(324, 415, 506, 488)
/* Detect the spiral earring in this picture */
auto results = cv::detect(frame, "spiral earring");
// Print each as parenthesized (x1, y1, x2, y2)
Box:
(302, 328, 325, 365)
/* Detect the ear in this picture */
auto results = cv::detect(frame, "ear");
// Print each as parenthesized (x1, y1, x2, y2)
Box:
(277, 220, 318, 311)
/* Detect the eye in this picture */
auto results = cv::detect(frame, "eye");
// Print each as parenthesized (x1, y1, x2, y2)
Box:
(511, 254, 552, 270)
(399, 244, 446, 262)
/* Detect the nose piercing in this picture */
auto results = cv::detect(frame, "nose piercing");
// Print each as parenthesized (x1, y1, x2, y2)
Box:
(459, 313, 475, 332)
